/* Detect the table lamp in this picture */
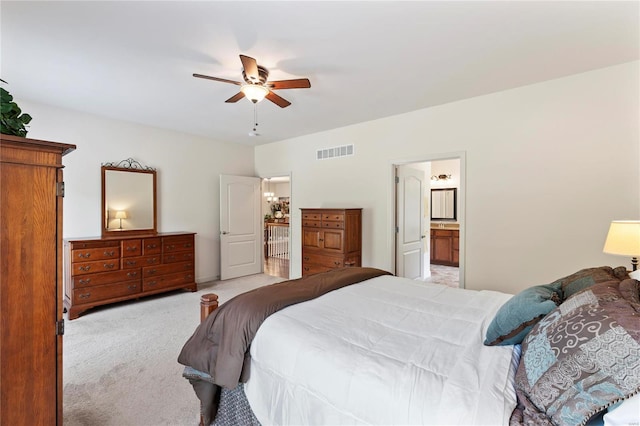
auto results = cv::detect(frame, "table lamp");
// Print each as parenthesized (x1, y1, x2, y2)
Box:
(603, 220, 640, 271)
(115, 210, 128, 230)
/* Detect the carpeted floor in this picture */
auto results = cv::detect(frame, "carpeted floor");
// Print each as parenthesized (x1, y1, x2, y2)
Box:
(63, 273, 283, 426)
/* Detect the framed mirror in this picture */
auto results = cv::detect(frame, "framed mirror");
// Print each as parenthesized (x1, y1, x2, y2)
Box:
(101, 158, 157, 237)
(431, 188, 457, 221)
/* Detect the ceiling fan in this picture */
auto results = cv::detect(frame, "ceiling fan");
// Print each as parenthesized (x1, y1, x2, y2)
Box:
(193, 55, 311, 108)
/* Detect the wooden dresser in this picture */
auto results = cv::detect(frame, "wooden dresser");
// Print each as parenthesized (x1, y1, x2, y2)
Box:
(430, 228, 460, 267)
(63, 232, 197, 319)
(1, 135, 75, 425)
(301, 208, 362, 276)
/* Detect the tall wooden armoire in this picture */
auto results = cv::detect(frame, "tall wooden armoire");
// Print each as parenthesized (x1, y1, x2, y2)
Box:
(0, 134, 76, 425)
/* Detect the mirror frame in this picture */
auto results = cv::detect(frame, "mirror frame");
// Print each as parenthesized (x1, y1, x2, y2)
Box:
(430, 188, 457, 221)
(101, 159, 158, 237)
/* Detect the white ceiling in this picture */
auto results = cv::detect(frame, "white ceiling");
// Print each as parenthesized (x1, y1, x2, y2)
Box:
(2, 1, 638, 146)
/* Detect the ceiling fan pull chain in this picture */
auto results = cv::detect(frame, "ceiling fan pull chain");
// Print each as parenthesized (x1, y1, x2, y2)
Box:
(253, 104, 258, 132)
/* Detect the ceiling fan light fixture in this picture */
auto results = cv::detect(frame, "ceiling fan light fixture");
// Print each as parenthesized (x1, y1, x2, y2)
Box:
(240, 84, 269, 103)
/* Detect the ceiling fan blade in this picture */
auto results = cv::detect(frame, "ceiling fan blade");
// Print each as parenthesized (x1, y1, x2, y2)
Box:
(225, 92, 246, 103)
(193, 73, 241, 85)
(265, 91, 291, 108)
(268, 78, 311, 90)
(240, 55, 259, 82)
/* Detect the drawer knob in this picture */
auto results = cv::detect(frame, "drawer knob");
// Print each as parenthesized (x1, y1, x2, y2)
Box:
(103, 263, 116, 269)
(148, 269, 157, 275)
(79, 279, 91, 285)
(334, 261, 341, 266)
(128, 284, 137, 291)
(104, 250, 115, 256)
(79, 293, 91, 299)
(79, 266, 91, 271)
(127, 271, 138, 278)
(147, 258, 157, 264)
(304, 256, 309, 261)
(146, 244, 157, 249)
(78, 252, 91, 258)
(127, 246, 138, 251)
(148, 281, 157, 286)
(126, 260, 137, 266)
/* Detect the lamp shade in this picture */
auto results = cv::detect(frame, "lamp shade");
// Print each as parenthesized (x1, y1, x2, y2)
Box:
(115, 210, 128, 220)
(603, 220, 640, 256)
(240, 84, 269, 103)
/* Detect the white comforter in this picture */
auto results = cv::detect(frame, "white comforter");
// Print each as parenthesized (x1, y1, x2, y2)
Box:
(244, 275, 517, 425)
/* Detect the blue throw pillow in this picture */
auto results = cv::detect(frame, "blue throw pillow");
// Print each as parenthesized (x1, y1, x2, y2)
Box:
(484, 283, 561, 346)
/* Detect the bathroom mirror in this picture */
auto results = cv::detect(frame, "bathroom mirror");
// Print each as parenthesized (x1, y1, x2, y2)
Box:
(101, 158, 157, 237)
(431, 188, 457, 221)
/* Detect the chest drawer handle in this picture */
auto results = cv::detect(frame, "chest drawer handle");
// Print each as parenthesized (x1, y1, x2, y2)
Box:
(127, 271, 138, 278)
(128, 284, 137, 291)
(167, 255, 176, 261)
(126, 260, 137, 266)
(79, 265, 91, 272)
(79, 293, 91, 299)
(78, 252, 91, 259)
(319, 238, 324, 242)
(146, 244, 157, 249)
(126, 246, 138, 251)
(304, 267, 309, 271)
(303, 256, 309, 261)
(334, 261, 341, 266)
(104, 250, 115, 257)
(148, 269, 157, 275)
(79, 278, 91, 285)
(148, 281, 157, 286)
(103, 263, 116, 269)
(147, 258, 157, 264)
(184, 243, 193, 248)
(344, 261, 356, 266)
(167, 244, 175, 250)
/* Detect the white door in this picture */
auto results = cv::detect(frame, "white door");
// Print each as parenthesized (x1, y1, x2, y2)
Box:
(220, 175, 262, 280)
(396, 166, 426, 279)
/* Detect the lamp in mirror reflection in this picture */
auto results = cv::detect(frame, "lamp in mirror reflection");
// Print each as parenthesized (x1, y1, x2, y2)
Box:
(263, 178, 275, 202)
(115, 210, 128, 230)
(603, 220, 640, 271)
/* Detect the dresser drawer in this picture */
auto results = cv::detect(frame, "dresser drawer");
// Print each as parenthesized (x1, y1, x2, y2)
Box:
(302, 220, 321, 228)
(322, 221, 344, 229)
(302, 253, 345, 268)
(143, 261, 194, 278)
(69, 240, 120, 251)
(302, 213, 322, 221)
(163, 235, 194, 253)
(71, 246, 120, 262)
(72, 269, 141, 288)
(72, 259, 120, 276)
(73, 280, 140, 304)
(122, 255, 160, 269)
(122, 239, 142, 257)
(142, 237, 162, 255)
(163, 251, 194, 264)
(143, 271, 194, 291)
(322, 213, 344, 222)
(302, 264, 333, 276)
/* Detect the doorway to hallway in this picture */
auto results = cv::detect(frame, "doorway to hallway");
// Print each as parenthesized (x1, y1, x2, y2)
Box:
(262, 176, 290, 279)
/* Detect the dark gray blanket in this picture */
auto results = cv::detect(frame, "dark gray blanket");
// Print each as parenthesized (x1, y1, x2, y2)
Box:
(178, 267, 392, 424)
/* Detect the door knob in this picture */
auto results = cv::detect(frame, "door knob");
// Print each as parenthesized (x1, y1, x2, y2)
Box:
(221, 231, 229, 235)
(421, 235, 426, 239)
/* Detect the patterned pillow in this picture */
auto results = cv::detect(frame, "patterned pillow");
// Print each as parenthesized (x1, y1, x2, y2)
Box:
(484, 283, 562, 346)
(550, 266, 629, 300)
(514, 278, 640, 426)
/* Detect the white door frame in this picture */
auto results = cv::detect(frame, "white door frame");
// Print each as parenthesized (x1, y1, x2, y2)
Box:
(260, 172, 293, 279)
(388, 152, 466, 288)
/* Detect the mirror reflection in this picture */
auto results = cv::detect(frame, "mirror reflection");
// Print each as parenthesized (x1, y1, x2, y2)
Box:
(101, 159, 157, 236)
(431, 188, 457, 221)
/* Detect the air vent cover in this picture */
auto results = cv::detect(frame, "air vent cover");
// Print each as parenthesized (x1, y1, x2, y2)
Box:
(316, 144, 354, 160)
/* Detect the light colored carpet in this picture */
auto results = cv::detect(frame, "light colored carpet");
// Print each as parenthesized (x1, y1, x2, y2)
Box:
(63, 273, 283, 426)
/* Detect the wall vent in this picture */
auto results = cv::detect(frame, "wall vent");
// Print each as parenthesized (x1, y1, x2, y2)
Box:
(316, 144, 354, 160)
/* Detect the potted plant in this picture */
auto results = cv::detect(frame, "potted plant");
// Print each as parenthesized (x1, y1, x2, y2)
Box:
(1, 79, 32, 137)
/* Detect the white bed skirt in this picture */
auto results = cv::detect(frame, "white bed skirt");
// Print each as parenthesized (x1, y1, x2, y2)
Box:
(244, 275, 518, 425)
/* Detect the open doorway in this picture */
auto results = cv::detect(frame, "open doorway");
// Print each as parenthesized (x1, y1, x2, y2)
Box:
(262, 176, 290, 279)
(394, 153, 464, 288)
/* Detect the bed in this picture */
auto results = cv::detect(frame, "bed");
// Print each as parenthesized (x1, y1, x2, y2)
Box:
(178, 266, 640, 426)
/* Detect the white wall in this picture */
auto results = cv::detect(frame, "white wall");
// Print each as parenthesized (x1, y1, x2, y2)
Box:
(255, 61, 640, 294)
(21, 100, 255, 282)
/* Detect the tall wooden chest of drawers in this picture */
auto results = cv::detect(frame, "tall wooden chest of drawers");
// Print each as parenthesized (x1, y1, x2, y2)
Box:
(301, 208, 362, 276)
(64, 232, 196, 319)
(1, 135, 75, 425)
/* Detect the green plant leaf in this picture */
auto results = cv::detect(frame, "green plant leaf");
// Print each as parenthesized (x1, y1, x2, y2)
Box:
(20, 113, 33, 125)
